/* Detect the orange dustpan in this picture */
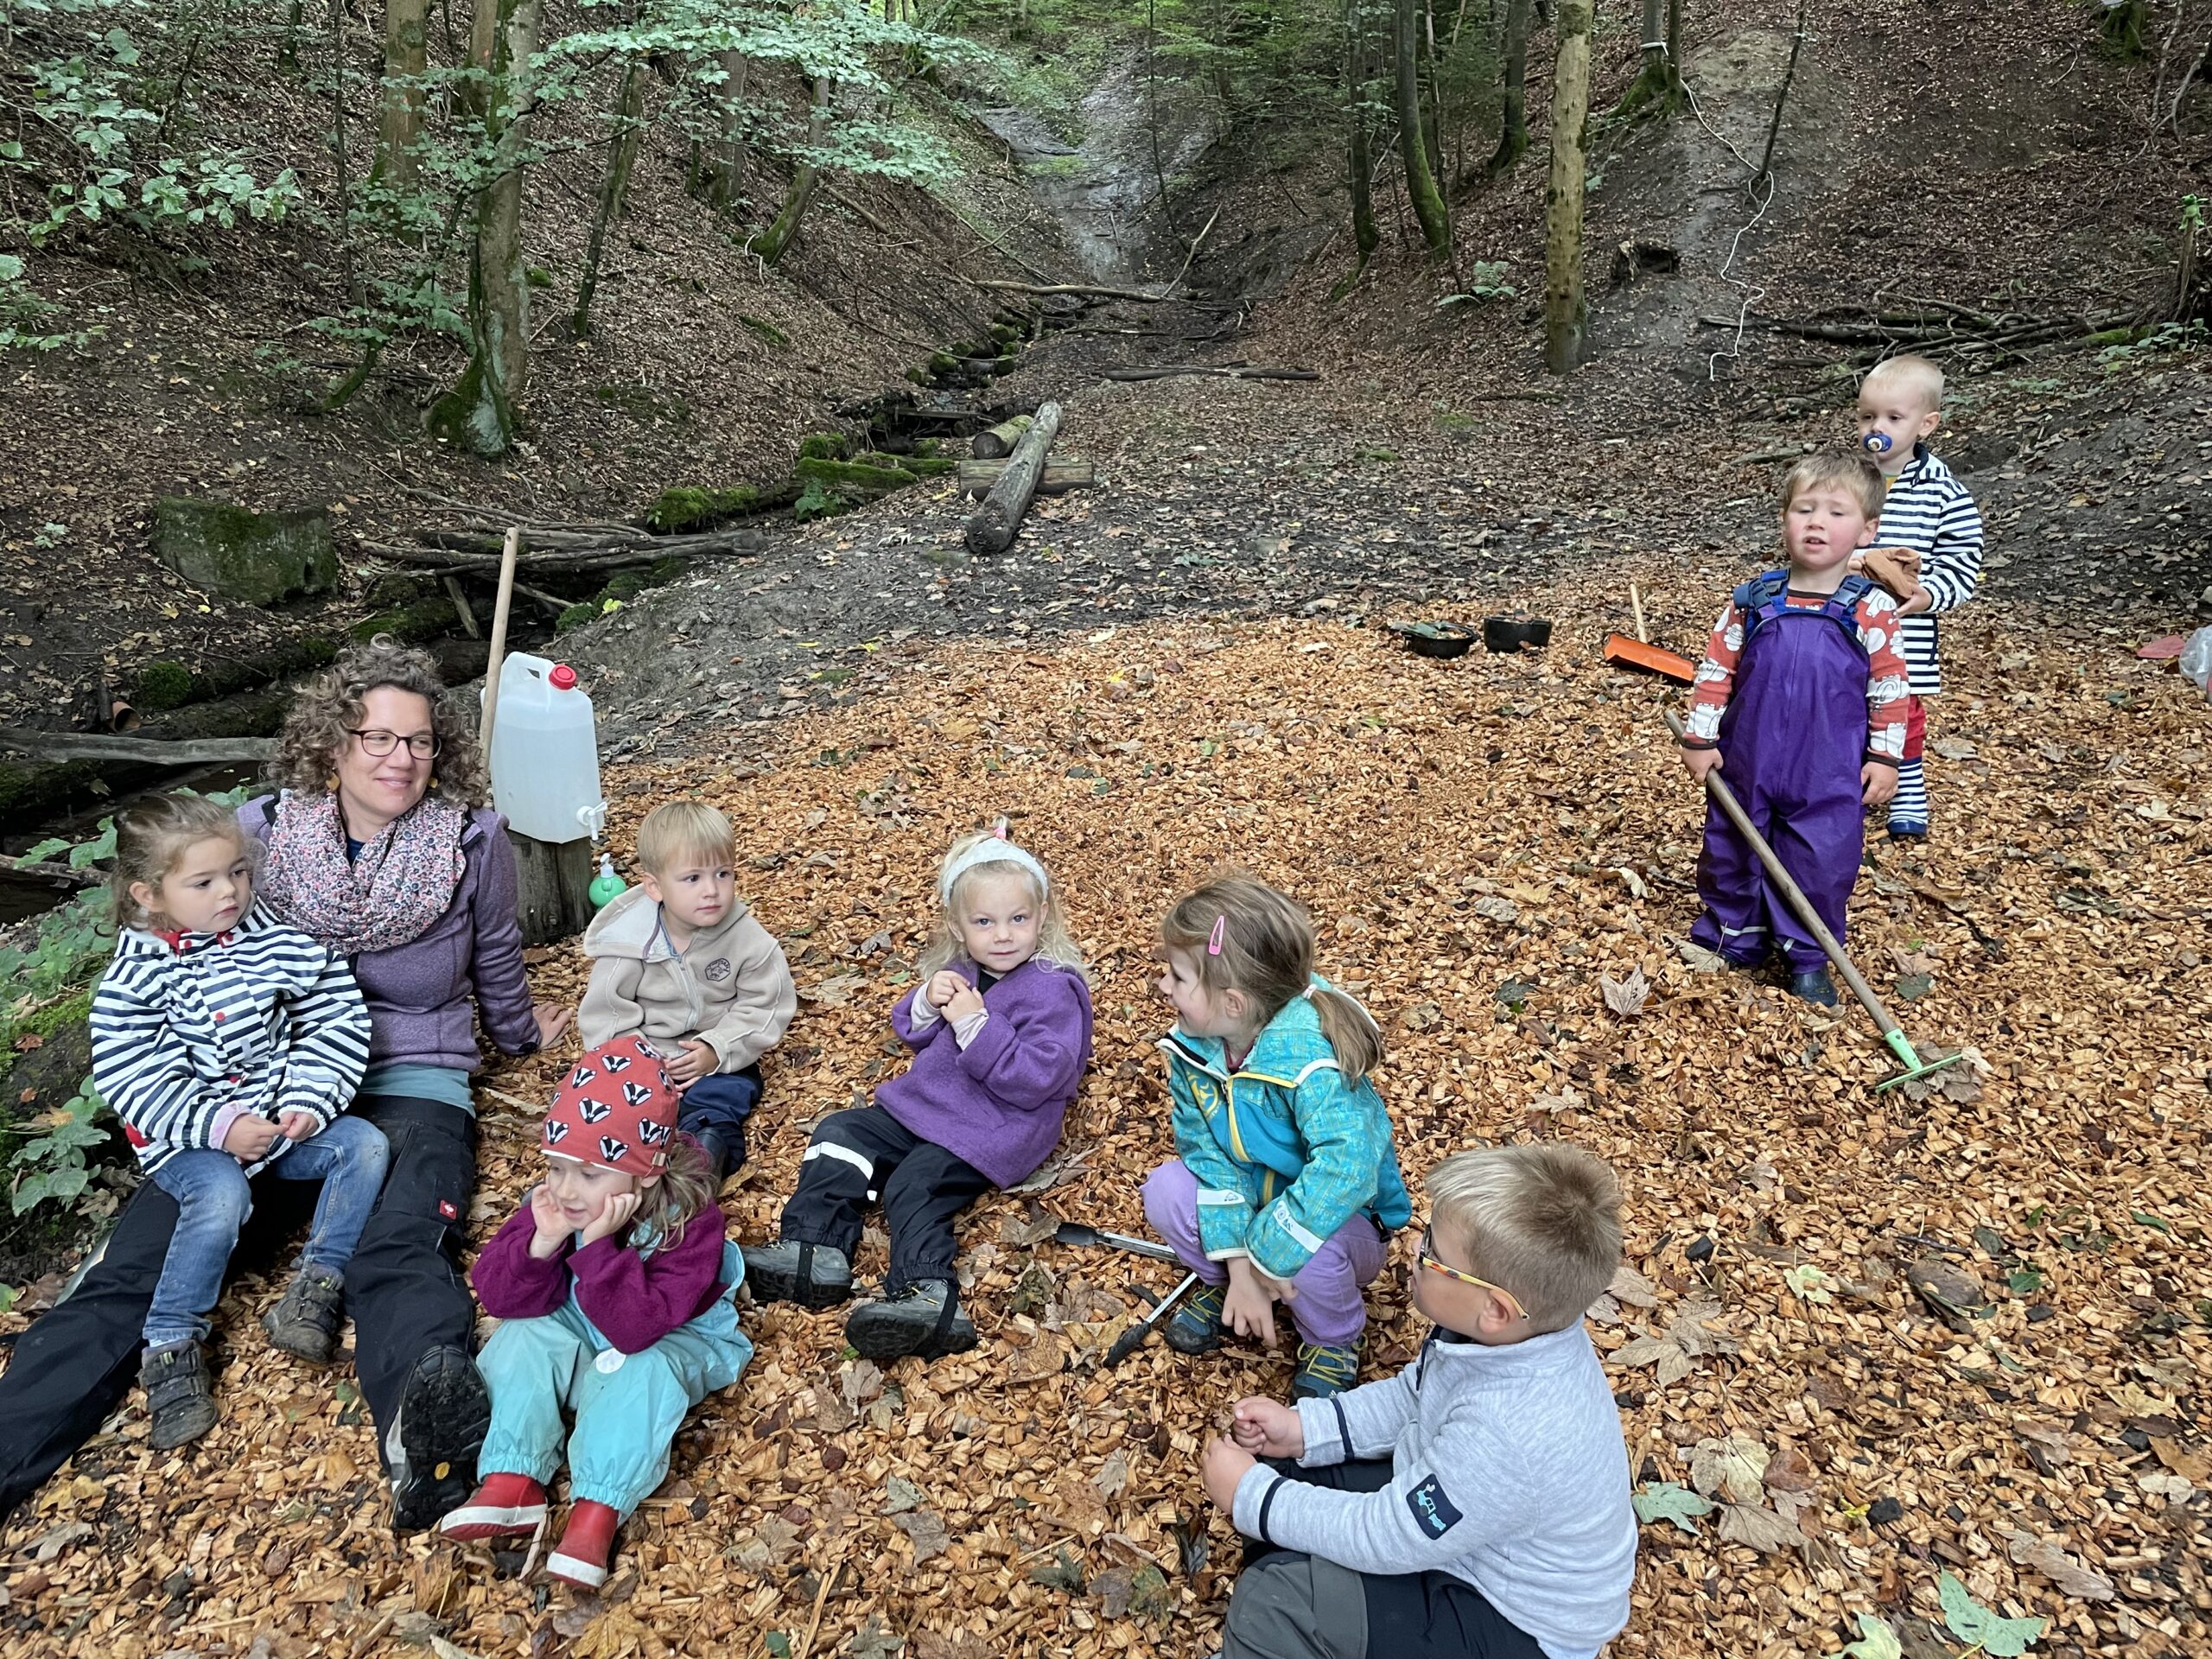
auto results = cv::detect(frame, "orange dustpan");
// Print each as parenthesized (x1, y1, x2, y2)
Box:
(1603, 633, 1697, 683)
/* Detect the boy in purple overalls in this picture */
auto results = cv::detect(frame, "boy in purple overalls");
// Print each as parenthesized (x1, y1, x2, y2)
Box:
(1677, 454, 1912, 1005)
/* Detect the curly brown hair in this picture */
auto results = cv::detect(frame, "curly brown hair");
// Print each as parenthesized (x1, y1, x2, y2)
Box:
(268, 636, 490, 805)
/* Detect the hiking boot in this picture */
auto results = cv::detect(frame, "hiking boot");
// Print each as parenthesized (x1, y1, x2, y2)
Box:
(1789, 969, 1840, 1007)
(1290, 1341, 1360, 1401)
(547, 1500, 620, 1591)
(141, 1341, 219, 1450)
(844, 1279, 976, 1361)
(442, 1471, 549, 1541)
(388, 1344, 492, 1534)
(263, 1265, 347, 1363)
(1161, 1283, 1227, 1355)
(690, 1127, 740, 1185)
(741, 1240, 853, 1311)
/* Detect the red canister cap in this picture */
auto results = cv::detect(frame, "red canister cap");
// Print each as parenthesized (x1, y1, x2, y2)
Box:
(549, 664, 578, 690)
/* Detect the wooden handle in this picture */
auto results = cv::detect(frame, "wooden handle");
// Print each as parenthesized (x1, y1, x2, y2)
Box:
(479, 525, 522, 759)
(1662, 709, 1901, 1036)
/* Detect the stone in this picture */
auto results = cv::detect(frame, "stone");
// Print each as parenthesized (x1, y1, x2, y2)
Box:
(153, 498, 337, 607)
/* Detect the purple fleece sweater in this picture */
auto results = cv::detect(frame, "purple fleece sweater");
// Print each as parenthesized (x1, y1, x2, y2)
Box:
(238, 795, 540, 1072)
(879, 958, 1093, 1187)
(470, 1174, 729, 1354)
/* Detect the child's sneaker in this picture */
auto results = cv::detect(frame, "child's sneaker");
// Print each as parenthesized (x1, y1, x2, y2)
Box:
(1162, 1283, 1227, 1354)
(141, 1341, 219, 1449)
(740, 1240, 853, 1310)
(442, 1472, 549, 1541)
(1887, 822, 1929, 842)
(387, 1344, 493, 1534)
(1291, 1341, 1360, 1401)
(263, 1265, 347, 1363)
(843, 1280, 976, 1360)
(546, 1500, 620, 1590)
(1789, 969, 1840, 1007)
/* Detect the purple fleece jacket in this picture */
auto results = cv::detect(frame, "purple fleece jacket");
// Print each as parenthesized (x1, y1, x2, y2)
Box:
(470, 1167, 729, 1354)
(879, 957, 1093, 1187)
(238, 795, 540, 1072)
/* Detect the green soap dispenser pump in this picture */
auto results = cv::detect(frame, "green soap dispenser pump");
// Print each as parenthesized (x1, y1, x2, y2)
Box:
(588, 854, 626, 911)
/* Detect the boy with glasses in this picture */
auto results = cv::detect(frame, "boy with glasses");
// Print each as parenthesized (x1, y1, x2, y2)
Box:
(1200, 1143, 1634, 1659)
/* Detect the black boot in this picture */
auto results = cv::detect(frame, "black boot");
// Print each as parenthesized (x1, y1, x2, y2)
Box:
(386, 1344, 490, 1533)
(141, 1342, 219, 1450)
(741, 1240, 853, 1310)
(690, 1125, 741, 1185)
(844, 1280, 977, 1362)
(263, 1265, 346, 1363)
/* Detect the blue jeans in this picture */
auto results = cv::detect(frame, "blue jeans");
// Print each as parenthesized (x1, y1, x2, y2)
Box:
(144, 1115, 390, 1351)
(678, 1065, 762, 1137)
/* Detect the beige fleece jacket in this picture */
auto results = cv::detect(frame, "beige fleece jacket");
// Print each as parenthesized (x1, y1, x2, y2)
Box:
(578, 884, 796, 1071)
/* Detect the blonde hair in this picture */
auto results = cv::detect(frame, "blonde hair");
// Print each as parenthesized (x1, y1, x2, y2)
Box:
(111, 792, 250, 931)
(1426, 1144, 1623, 1332)
(916, 829, 1086, 979)
(1781, 451, 1885, 521)
(636, 800, 736, 875)
(1861, 353, 1944, 412)
(1160, 877, 1384, 1085)
(630, 1133, 720, 1254)
(269, 636, 488, 806)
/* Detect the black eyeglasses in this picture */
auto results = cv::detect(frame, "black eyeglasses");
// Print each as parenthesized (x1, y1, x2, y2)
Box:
(349, 728, 441, 760)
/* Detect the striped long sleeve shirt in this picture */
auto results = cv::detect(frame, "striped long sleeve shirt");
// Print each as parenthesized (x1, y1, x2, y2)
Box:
(1874, 445, 1984, 696)
(1684, 581, 1913, 761)
(90, 904, 372, 1176)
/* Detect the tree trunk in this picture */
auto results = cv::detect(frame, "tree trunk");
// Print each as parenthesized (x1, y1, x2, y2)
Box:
(1617, 0, 1683, 116)
(709, 49, 750, 209)
(573, 59, 644, 334)
(1346, 0, 1379, 269)
(1395, 0, 1450, 255)
(429, 0, 543, 455)
(1543, 0, 1591, 373)
(969, 414, 1033, 459)
(748, 75, 826, 266)
(964, 400, 1062, 554)
(1420, 0, 1446, 191)
(377, 0, 429, 183)
(957, 458, 1094, 496)
(2100, 0, 2147, 58)
(1485, 0, 1531, 175)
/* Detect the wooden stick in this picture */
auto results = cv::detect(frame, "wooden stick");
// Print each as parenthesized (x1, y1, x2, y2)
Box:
(1630, 583, 1649, 644)
(973, 278, 1180, 302)
(480, 526, 520, 759)
(442, 575, 481, 639)
(794, 1561, 841, 1659)
(0, 853, 101, 887)
(0, 730, 275, 765)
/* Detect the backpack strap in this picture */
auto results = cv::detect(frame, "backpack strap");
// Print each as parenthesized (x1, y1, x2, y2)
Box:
(1732, 570, 1795, 651)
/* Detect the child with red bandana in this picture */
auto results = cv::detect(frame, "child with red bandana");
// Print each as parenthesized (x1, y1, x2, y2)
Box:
(439, 1036, 751, 1590)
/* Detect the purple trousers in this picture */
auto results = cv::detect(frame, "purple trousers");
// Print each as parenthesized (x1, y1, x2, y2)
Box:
(1691, 589, 1872, 971)
(1141, 1159, 1390, 1348)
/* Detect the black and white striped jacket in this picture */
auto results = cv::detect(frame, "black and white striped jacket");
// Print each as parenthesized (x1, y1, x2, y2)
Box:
(1878, 445, 1985, 697)
(90, 903, 372, 1176)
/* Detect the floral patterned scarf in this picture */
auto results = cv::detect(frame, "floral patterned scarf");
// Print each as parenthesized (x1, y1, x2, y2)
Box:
(257, 791, 469, 957)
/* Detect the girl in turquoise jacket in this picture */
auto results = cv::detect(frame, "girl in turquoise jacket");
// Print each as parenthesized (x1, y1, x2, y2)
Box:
(1143, 877, 1411, 1400)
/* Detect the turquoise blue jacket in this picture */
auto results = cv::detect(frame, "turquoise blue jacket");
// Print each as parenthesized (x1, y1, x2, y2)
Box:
(1159, 982, 1412, 1281)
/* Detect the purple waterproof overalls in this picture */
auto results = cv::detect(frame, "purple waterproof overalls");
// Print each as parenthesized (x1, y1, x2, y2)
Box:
(1691, 572, 1876, 970)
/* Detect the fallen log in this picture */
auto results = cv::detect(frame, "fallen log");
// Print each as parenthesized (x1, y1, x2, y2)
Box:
(364, 524, 769, 575)
(957, 459, 1096, 496)
(964, 399, 1061, 556)
(0, 853, 100, 888)
(969, 415, 1033, 460)
(1100, 364, 1319, 383)
(0, 729, 276, 765)
(973, 279, 1178, 302)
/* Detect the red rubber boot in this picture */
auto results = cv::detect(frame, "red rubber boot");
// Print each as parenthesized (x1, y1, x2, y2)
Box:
(547, 1500, 620, 1590)
(440, 1472, 548, 1541)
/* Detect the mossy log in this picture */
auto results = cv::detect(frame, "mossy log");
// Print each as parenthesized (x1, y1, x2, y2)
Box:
(970, 415, 1033, 461)
(963, 400, 1061, 556)
(957, 458, 1094, 496)
(795, 456, 919, 492)
(0, 687, 292, 827)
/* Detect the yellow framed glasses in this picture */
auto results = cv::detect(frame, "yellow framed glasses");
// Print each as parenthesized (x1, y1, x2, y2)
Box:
(1416, 1229, 1529, 1321)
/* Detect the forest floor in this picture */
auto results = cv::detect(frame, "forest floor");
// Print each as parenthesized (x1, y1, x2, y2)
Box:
(4, 3, 2212, 1658)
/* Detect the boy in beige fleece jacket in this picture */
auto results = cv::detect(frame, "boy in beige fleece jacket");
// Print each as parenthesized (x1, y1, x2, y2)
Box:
(580, 803, 796, 1179)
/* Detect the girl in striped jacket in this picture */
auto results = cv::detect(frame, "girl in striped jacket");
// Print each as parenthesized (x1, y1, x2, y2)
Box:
(88, 794, 382, 1451)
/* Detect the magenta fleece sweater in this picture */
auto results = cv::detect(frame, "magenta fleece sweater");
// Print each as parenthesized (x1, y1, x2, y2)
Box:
(471, 1175, 729, 1353)
(877, 957, 1093, 1187)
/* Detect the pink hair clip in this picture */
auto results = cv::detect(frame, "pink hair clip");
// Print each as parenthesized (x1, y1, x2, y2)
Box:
(992, 817, 1010, 840)
(1207, 915, 1226, 955)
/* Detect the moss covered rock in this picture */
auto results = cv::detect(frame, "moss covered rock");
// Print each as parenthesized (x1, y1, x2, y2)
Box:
(134, 660, 195, 713)
(154, 498, 337, 607)
(556, 602, 597, 633)
(797, 433, 850, 461)
(352, 595, 457, 644)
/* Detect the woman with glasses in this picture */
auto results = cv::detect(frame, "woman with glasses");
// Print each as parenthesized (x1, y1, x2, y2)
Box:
(0, 637, 569, 1534)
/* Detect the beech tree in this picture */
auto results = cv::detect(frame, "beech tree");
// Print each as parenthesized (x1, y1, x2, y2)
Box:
(1543, 0, 1591, 372)
(1394, 0, 1449, 255)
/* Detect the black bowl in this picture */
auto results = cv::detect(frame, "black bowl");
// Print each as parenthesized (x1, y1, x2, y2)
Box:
(1483, 613, 1554, 653)
(1394, 621, 1478, 658)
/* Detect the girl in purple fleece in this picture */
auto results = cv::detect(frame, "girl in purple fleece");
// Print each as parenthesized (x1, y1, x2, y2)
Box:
(442, 1036, 750, 1591)
(742, 825, 1092, 1361)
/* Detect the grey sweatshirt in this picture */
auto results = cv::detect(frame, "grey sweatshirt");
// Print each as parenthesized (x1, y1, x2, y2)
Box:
(578, 886, 796, 1072)
(1232, 1323, 1636, 1659)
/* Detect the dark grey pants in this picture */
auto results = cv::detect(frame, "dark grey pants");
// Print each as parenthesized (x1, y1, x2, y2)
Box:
(1224, 1459, 1548, 1659)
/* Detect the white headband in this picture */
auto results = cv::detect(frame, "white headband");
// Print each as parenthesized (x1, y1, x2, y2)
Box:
(940, 835, 1050, 906)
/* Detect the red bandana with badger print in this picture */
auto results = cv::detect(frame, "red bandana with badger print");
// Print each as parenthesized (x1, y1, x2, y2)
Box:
(543, 1034, 679, 1178)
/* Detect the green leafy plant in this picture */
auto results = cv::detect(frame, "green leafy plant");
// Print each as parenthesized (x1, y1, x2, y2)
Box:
(10, 1076, 109, 1214)
(1437, 262, 1516, 308)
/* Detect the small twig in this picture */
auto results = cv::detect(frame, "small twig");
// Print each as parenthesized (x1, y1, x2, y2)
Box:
(794, 1560, 842, 1659)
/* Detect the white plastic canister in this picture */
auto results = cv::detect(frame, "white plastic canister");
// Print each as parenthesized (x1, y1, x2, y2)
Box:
(485, 653, 607, 842)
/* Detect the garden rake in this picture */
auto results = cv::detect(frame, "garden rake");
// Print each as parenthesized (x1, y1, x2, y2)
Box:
(1662, 709, 1968, 1092)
